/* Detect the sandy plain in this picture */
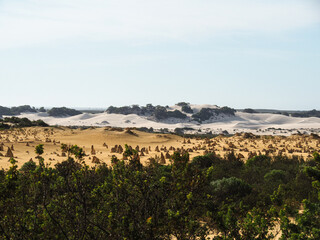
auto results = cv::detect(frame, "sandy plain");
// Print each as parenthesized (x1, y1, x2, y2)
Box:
(0, 126, 319, 169)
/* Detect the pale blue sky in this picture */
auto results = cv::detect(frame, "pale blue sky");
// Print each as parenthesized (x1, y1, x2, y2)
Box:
(0, 0, 319, 110)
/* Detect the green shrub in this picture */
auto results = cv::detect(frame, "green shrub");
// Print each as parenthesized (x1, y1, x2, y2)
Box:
(20, 160, 37, 172)
(210, 177, 252, 201)
(264, 169, 287, 183)
(190, 153, 218, 169)
(246, 155, 271, 168)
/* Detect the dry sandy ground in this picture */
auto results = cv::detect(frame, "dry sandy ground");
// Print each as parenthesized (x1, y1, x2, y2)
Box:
(0, 126, 319, 169)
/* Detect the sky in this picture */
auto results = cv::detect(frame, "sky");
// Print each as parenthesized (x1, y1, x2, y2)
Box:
(0, 0, 319, 110)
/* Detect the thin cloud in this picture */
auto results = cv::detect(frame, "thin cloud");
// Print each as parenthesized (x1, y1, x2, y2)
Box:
(0, 0, 319, 49)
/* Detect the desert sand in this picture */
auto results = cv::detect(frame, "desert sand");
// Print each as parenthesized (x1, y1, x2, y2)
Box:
(0, 126, 319, 169)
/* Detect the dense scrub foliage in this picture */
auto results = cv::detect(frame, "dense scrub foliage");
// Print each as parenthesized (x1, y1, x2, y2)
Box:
(181, 105, 193, 114)
(192, 107, 236, 123)
(0, 105, 37, 116)
(0, 145, 319, 239)
(106, 103, 238, 122)
(47, 107, 82, 117)
(291, 109, 320, 118)
(106, 104, 188, 120)
(0, 117, 48, 129)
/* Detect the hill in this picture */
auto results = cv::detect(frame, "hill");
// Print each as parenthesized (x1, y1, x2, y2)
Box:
(0, 105, 37, 116)
(1, 103, 320, 136)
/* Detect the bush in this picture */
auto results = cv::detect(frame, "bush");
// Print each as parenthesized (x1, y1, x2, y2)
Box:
(210, 177, 252, 201)
(0, 122, 10, 129)
(38, 107, 46, 112)
(176, 102, 189, 107)
(190, 153, 218, 169)
(243, 108, 257, 113)
(0, 106, 12, 115)
(154, 107, 187, 120)
(167, 110, 187, 119)
(264, 169, 287, 183)
(246, 155, 271, 168)
(10, 105, 37, 115)
(192, 107, 236, 122)
(154, 106, 168, 120)
(20, 160, 37, 172)
(48, 107, 82, 117)
(291, 109, 320, 118)
(181, 105, 193, 113)
(33, 120, 49, 127)
(1, 117, 48, 127)
(0, 105, 36, 115)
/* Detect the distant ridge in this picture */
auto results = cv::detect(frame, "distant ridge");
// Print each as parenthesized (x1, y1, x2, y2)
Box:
(2, 103, 320, 136)
(0, 105, 37, 116)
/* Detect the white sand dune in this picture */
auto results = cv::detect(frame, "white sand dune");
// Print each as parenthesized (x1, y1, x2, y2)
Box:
(11, 109, 320, 136)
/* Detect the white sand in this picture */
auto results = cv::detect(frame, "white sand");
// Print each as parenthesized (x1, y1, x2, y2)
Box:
(6, 106, 320, 136)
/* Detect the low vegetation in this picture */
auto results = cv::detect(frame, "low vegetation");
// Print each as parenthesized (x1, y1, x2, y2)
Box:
(106, 104, 188, 120)
(291, 109, 320, 118)
(0, 144, 319, 239)
(106, 103, 239, 122)
(243, 108, 257, 113)
(154, 107, 187, 120)
(192, 107, 236, 122)
(47, 107, 82, 117)
(181, 105, 193, 114)
(0, 117, 48, 129)
(0, 105, 37, 116)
